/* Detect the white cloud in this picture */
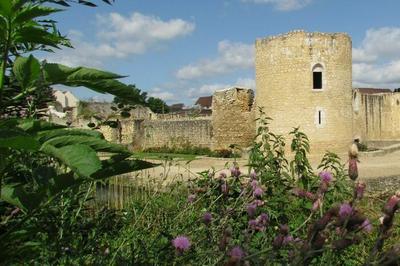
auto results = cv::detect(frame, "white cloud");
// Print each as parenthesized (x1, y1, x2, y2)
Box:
(186, 77, 255, 99)
(353, 27, 400, 87)
(44, 12, 195, 67)
(242, 0, 312, 11)
(148, 88, 176, 101)
(176, 41, 254, 80)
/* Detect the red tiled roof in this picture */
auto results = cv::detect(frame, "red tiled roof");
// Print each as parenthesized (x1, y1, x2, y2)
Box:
(195, 96, 212, 108)
(355, 88, 392, 94)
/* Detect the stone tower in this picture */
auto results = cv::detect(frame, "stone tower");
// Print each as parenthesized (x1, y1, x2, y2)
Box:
(255, 30, 353, 155)
(211, 87, 256, 150)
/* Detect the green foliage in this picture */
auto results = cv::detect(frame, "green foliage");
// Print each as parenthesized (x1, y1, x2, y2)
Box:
(0, 119, 156, 211)
(143, 145, 239, 158)
(0, 0, 156, 232)
(147, 96, 170, 113)
(113, 84, 147, 106)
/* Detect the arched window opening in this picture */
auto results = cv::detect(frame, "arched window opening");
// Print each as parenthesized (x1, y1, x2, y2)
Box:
(312, 64, 324, 90)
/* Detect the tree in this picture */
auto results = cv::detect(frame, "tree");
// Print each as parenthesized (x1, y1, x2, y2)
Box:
(147, 96, 170, 114)
(113, 84, 147, 106)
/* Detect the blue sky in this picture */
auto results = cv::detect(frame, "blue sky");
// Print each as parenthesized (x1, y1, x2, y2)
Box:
(42, 0, 400, 105)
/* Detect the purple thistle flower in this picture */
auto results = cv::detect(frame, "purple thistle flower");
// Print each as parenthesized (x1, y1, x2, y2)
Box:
(203, 212, 212, 225)
(282, 235, 294, 246)
(319, 171, 333, 183)
(279, 224, 289, 235)
(312, 198, 321, 211)
(248, 219, 258, 230)
(355, 181, 366, 200)
(250, 180, 258, 190)
(187, 194, 196, 203)
(253, 187, 264, 198)
(361, 219, 373, 233)
(230, 166, 241, 177)
(339, 203, 353, 218)
(383, 195, 400, 215)
(292, 188, 315, 200)
(246, 203, 257, 217)
(219, 172, 227, 179)
(249, 171, 257, 180)
(229, 246, 244, 260)
(221, 181, 229, 195)
(172, 236, 191, 252)
(253, 199, 265, 206)
(258, 213, 269, 225)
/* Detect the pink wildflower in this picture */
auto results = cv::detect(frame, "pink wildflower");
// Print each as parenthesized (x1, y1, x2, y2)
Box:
(361, 219, 373, 233)
(355, 181, 366, 200)
(339, 203, 353, 218)
(230, 246, 245, 260)
(247, 203, 257, 217)
(230, 166, 241, 177)
(221, 181, 229, 195)
(282, 235, 294, 246)
(250, 180, 258, 190)
(172, 236, 191, 253)
(219, 172, 227, 179)
(187, 194, 196, 203)
(253, 187, 264, 198)
(203, 212, 212, 225)
(319, 171, 333, 183)
(383, 195, 400, 215)
(253, 199, 265, 206)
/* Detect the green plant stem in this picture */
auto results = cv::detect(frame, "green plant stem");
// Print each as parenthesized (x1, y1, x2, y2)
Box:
(74, 182, 93, 219)
(0, 19, 11, 107)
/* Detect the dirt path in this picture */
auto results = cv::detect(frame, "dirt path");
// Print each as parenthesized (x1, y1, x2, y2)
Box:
(135, 151, 400, 185)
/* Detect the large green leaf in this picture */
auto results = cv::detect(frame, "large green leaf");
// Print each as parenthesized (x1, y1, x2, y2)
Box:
(41, 144, 102, 177)
(0, 1, 12, 16)
(1, 183, 44, 211)
(92, 159, 157, 179)
(35, 128, 104, 143)
(42, 135, 129, 154)
(14, 5, 62, 24)
(42, 63, 139, 100)
(43, 63, 124, 83)
(16, 119, 66, 133)
(67, 79, 136, 101)
(14, 25, 64, 48)
(0, 128, 40, 150)
(13, 55, 41, 90)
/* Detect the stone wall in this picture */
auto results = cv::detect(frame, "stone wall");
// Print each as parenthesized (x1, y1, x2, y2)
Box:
(211, 87, 256, 150)
(255, 30, 353, 155)
(138, 118, 213, 149)
(353, 90, 400, 142)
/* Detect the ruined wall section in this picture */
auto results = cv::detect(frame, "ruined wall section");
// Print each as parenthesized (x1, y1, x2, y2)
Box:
(139, 118, 212, 149)
(211, 88, 256, 150)
(255, 30, 353, 155)
(353, 90, 400, 142)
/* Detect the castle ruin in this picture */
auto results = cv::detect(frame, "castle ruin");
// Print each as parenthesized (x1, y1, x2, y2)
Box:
(61, 30, 400, 157)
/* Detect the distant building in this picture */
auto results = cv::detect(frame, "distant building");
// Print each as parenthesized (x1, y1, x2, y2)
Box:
(194, 96, 213, 110)
(170, 103, 185, 112)
(356, 88, 392, 94)
(53, 90, 79, 111)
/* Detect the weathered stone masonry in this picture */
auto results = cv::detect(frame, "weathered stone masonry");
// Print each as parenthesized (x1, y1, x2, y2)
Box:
(255, 30, 353, 155)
